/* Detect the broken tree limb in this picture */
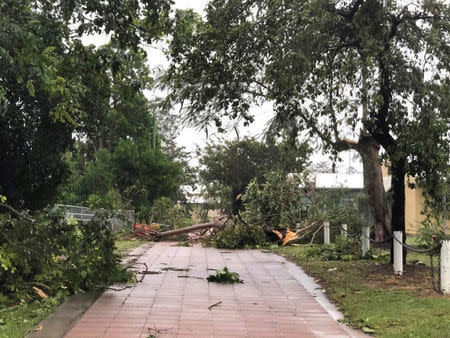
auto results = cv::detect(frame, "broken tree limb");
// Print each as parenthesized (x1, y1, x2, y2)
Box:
(0, 203, 35, 223)
(134, 216, 229, 241)
(208, 301, 222, 310)
(159, 219, 225, 238)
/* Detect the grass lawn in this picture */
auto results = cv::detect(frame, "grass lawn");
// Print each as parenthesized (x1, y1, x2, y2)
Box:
(404, 236, 440, 267)
(0, 295, 66, 338)
(0, 236, 148, 337)
(274, 244, 450, 337)
(114, 235, 148, 257)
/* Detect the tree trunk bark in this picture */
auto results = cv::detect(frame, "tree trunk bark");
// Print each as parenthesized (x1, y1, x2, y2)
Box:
(158, 219, 225, 238)
(357, 133, 391, 240)
(98, 136, 104, 149)
(134, 218, 227, 241)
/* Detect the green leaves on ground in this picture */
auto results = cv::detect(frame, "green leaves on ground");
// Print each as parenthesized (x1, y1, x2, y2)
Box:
(207, 267, 243, 284)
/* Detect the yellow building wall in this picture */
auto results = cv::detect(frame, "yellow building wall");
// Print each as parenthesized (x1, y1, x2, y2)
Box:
(404, 178, 425, 235)
(406, 187, 450, 235)
(382, 166, 449, 234)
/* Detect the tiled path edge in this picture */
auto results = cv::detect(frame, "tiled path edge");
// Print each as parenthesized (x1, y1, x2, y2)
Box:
(66, 242, 367, 338)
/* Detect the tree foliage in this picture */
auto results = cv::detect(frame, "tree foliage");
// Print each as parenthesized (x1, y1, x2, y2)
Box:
(0, 0, 183, 302)
(58, 137, 182, 218)
(0, 209, 125, 300)
(242, 171, 369, 243)
(54, 42, 182, 216)
(211, 169, 370, 249)
(198, 137, 311, 214)
(164, 0, 450, 234)
(0, 1, 78, 209)
(148, 197, 192, 229)
(151, 100, 197, 204)
(0, 0, 176, 210)
(242, 171, 314, 230)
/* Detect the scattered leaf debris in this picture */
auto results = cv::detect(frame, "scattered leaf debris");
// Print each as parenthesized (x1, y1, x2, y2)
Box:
(207, 267, 243, 284)
(161, 267, 190, 272)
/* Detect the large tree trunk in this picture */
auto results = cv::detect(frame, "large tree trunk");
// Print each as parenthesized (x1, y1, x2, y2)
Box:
(357, 133, 391, 240)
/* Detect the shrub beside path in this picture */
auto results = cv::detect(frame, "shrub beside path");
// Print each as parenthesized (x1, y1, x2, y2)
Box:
(65, 242, 366, 337)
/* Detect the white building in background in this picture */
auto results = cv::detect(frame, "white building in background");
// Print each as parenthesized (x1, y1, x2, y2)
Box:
(313, 172, 364, 190)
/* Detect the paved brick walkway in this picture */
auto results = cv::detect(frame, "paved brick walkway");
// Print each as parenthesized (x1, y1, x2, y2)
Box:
(66, 242, 358, 338)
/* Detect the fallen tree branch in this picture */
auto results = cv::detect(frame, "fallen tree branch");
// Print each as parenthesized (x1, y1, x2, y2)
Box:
(310, 223, 324, 244)
(177, 275, 204, 280)
(208, 301, 222, 310)
(107, 284, 134, 291)
(23, 282, 52, 296)
(148, 325, 174, 334)
(134, 216, 229, 241)
(0, 203, 35, 223)
(136, 262, 149, 283)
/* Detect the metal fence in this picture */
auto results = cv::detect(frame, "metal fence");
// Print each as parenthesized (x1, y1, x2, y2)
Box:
(54, 204, 134, 233)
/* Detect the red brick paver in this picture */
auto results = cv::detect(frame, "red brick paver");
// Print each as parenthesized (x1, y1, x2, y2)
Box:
(66, 243, 355, 337)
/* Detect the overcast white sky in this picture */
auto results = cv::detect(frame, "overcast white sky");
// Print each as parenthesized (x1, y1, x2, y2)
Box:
(82, 0, 362, 173)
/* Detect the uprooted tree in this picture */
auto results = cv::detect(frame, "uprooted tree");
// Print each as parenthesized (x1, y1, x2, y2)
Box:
(163, 0, 450, 247)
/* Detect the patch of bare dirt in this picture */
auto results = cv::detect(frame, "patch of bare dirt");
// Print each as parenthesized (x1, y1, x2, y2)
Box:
(364, 263, 444, 297)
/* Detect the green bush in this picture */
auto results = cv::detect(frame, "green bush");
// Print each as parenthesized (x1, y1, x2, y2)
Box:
(0, 209, 122, 301)
(306, 236, 362, 261)
(417, 217, 449, 249)
(148, 197, 192, 230)
(206, 222, 268, 249)
(304, 236, 388, 261)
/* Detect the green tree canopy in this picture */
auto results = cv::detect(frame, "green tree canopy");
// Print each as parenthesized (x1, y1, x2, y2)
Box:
(0, 0, 175, 210)
(164, 0, 450, 234)
(198, 137, 311, 214)
(56, 44, 182, 217)
(0, 1, 80, 209)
